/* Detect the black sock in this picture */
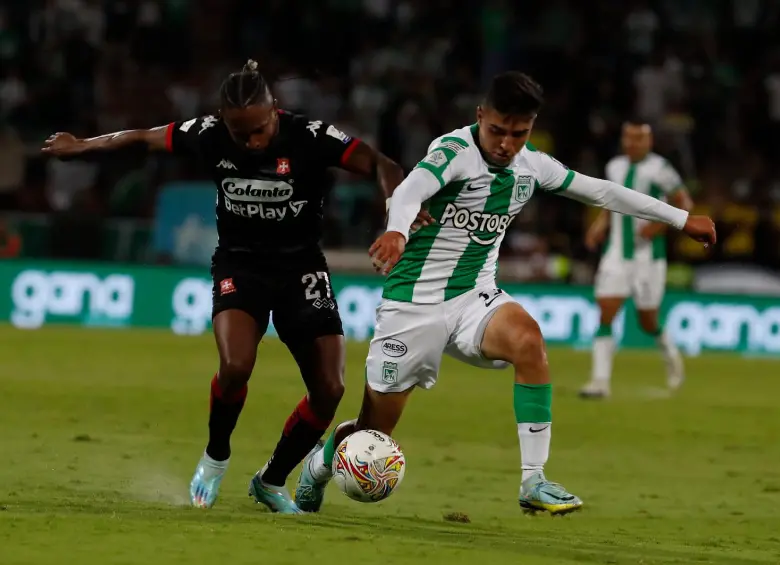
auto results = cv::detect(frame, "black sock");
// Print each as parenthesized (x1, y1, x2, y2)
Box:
(205, 374, 247, 461)
(261, 396, 330, 486)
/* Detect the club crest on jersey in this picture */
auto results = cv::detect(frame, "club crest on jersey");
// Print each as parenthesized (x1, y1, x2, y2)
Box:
(219, 278, 236, 295)
(514, 175, 534, 203)
(277, 158, 290, 175)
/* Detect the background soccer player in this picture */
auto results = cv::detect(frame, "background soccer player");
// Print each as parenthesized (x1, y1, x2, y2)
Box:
(580, 119, 694, 399)
(42, 60, 411, 513)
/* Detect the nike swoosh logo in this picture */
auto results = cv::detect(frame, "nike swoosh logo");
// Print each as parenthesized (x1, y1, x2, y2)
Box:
(529, 425, 550, 433)
(466, 184, 488, 191)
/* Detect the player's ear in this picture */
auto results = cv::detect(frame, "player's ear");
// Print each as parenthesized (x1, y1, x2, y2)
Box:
(476, 105, 483, 124)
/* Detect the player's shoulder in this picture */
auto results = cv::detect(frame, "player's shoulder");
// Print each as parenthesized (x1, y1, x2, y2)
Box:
(518, 142, 564, 171)
(606, 154, 629, 168)
(176, 114, 222, 136)
(646, 152, 676, 170)
(427, 125, 474, 155)
(282, 110, 353, 143)
(280, 110, 318, 136)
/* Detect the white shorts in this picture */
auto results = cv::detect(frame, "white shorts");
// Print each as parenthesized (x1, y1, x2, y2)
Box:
(365, 286, 514, 393)
(594, 256, 667, 310)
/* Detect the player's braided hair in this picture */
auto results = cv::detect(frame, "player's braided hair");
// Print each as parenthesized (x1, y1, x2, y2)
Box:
(220, 59, 273, 109)
(484, 72, 544, 117)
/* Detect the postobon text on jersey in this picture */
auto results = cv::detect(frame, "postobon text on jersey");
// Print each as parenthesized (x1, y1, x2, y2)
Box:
(439, 203, 516, 246)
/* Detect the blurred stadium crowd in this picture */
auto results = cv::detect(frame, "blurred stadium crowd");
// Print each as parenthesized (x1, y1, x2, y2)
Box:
(1, 0, 779, 281)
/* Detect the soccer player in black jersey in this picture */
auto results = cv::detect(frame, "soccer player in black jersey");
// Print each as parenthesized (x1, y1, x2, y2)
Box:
(42, 60, 421, 513)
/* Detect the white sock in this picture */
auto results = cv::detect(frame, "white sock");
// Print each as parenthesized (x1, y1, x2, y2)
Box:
(199, 452, 229, 481)
(592, 336, 615, 383)
(517, 423, 551, 482)
(203, 451, 229, 468)
(308, 446, 332, 482)
(656, 331, 679, 361)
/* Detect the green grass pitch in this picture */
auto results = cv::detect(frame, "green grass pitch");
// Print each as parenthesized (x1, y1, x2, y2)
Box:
(1, 326, 779, 564)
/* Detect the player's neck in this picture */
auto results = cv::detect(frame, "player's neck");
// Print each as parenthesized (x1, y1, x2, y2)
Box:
(470, 123, 509, 169)
(627, 153, 649, 164)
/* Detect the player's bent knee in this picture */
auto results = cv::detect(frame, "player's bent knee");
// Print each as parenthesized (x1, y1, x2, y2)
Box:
(636, 311, 660, 334)
(310, 379, 345, 418)
(218, 355, 255, 385)
(506, 316, 547, 369)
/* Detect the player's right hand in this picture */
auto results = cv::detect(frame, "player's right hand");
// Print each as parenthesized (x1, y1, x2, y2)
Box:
(369, 231, 406, 275)
(584, 225, 607, 252)
(41, 132, 84, 156)
(682, 215, 716, 247)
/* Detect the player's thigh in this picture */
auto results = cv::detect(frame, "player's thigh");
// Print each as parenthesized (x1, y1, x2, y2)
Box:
(272, 267, 344, 350)
(355, 382, 414, 436)
(594, 256, 631, 302)
(631, 260, 666, 311)
(365, 299, 448, 393)
(444, 287, 514, 370)
(271, 268, 346, 401)
(211, 267, 269, 375)
(479, 300, 547, 372)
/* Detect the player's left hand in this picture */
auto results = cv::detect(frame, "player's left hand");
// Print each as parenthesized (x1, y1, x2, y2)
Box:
(410, 209, 435, 233)
(369, 231, 406, 275)
(682, 215, 716, 247)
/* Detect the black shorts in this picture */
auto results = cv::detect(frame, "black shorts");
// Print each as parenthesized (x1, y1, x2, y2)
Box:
(211, 254, 343, 344)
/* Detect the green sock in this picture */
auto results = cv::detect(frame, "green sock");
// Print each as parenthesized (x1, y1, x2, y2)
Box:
(595, 323, 612, 338)
(514, 383, 552, 481)
(321, 427, 338, 469)
(513, 383, 552, 422)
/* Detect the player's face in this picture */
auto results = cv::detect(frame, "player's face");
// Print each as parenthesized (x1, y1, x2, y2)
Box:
(621, 123, 652, 161)
(222, 102, 279, 152)
(476, 106, 535, 167)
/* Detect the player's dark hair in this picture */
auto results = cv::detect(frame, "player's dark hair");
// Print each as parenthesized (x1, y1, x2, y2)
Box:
(484, 72, 544, 117)
(220, 59, 273, 109)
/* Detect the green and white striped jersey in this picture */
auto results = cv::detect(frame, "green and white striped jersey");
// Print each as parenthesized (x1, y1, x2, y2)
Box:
(603, 153, 684, 262)
(383, 124, 574, 304)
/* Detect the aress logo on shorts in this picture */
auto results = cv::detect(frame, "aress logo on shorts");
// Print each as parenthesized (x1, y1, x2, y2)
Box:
(381, 338, 407, 357)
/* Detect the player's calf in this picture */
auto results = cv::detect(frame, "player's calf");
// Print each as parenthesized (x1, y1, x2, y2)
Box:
(261, 336, 344, 488)
(637, 309, 684, 390)
(581, 297, 622, 398)
(481, 303, 583, 514)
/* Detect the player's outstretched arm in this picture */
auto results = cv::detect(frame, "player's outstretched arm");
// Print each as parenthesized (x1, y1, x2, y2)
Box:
(340, 141, 434, 230)
(339, 142, 405, 200)
(562, 173, 716, 246)
(585, 210, 610, 251)
(41, 126, 170, 158)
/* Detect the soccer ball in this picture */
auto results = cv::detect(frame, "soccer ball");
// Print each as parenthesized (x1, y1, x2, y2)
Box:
(332, 429, 406, 503)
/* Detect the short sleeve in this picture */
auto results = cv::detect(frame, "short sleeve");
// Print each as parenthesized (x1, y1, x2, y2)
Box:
(301, 119, 361, 168)
(529, 147, 575, 193)
(166, 115, 220, 156)
(655, 161, 684, 194)
(413, 136, 470, 188)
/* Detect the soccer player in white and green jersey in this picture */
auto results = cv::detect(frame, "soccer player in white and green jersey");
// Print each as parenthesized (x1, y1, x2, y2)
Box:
(580, 119, 694, 399)
(295, 72, 716, 515)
